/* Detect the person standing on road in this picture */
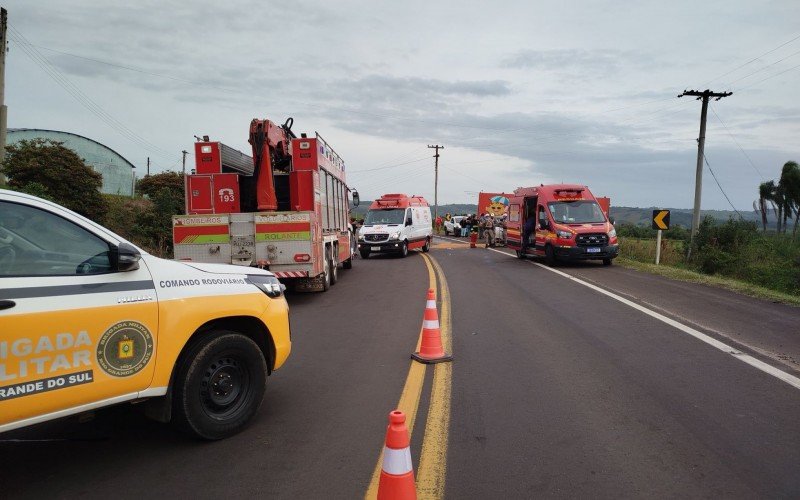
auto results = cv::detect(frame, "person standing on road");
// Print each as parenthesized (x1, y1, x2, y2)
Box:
(435, 215, 443, 234)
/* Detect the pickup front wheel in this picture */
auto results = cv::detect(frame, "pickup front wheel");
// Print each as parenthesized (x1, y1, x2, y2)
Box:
(173, 332, 267, 440)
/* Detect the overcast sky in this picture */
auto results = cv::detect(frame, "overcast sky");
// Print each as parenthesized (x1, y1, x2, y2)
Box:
(5, 0, 799, 209)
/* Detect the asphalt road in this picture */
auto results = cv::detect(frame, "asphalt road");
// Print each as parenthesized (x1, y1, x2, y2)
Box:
(2, 238, 800, 498)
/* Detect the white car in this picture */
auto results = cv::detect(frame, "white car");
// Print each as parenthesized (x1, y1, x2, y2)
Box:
(443, 216, 466, 236)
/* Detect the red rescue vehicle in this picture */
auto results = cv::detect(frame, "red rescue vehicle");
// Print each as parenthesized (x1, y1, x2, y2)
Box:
(506, 184, 618, 266)
(173, 117, 356, 291)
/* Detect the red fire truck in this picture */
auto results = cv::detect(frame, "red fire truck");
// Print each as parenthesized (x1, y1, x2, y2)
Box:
(173, 117, 356, 291)
(506, 184, 618, 266)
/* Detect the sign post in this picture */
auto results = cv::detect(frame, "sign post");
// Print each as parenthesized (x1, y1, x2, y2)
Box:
(651, 209, 670, 265)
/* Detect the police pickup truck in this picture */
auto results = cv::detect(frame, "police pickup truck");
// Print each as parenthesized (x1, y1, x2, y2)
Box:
(0, 189, 291, 439)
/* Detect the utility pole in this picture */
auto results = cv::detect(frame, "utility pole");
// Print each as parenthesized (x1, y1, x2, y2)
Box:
(181, 149, 188, 175)
(146, 156, 150, 176)
(428, 144, 443, 220)
(0, 8, 8, 186)
(679, 89, 732, 250)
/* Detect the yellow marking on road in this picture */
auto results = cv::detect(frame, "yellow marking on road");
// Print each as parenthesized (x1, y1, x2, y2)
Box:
(365, 255, 438, 499)
(416, 255, 453, 498)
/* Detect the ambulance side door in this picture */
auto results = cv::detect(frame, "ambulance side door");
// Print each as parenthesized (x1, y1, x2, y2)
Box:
(0, 199, 158, 430)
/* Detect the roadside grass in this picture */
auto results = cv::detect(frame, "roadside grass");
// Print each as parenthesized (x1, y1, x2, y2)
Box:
(616, 257, 800, 307)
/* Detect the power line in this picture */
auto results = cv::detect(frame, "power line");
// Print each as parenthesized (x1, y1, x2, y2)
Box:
(709, 104, 765, 180)
(697, 32, 800, 88)
(726, 48, 800, 87)
(737, 61, 800, 91)
(8, 26, 179, 163)
(703, 152, 744, 219)
(347, 156, 430, 173)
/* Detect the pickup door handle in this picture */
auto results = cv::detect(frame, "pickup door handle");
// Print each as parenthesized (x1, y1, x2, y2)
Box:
(0, 300, 16, 311)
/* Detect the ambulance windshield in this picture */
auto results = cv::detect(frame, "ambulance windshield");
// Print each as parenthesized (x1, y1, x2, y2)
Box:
(364, 208, 406, 225)
(547, 200, 606, 224)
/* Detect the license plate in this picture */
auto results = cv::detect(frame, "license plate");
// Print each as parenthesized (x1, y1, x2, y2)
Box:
(586, 247, 601, 253)
(371, 246, 381, 251)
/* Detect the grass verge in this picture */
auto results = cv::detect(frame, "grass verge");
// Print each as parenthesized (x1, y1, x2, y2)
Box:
(616, 257, 800, 307)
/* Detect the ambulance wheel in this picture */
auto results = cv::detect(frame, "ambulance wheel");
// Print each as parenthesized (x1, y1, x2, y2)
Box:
(172, 332, 267, 440)
(422, 238, 430, 252)
(360, 249, 370, 259)
(330, 247, 338, 285)
(545, 245, 557, 267)
(602, 258, 612, 266)
(322, 254, 332, 291)
(399, 241, 409, 258)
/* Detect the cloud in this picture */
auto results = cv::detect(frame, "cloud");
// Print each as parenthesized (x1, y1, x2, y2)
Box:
(501, 49, 654, 76)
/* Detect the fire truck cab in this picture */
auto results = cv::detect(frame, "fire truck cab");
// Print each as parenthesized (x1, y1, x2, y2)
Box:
(506, 184, 618, 266)
(357, 194, 432, 258)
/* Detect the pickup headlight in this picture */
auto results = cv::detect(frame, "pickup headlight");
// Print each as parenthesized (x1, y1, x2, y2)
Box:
(556, 230, 573, 239)
(389, 231, 400, 240)
(608, 228, 616, 238)
(248, 275, 285, 298)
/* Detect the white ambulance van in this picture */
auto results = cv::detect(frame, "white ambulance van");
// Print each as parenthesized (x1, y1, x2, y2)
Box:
(0, 189, 291, 440)
(357, 194, 433, 258)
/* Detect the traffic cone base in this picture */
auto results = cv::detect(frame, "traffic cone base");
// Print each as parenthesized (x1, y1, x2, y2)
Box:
(411, 288, 452, 364)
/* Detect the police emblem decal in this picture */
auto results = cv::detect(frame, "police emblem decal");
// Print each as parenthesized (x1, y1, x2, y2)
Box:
(96, 321, 153, 377)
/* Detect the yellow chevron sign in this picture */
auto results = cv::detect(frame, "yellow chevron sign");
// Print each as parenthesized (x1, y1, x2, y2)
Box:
(652, 210, 670, 230)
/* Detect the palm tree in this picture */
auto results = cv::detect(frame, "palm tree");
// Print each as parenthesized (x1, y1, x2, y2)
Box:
(758, 181, 772, 231)
(779, 161, 800, 236)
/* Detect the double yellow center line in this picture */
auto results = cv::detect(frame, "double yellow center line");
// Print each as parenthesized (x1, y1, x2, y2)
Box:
(365, 253, 453, 499)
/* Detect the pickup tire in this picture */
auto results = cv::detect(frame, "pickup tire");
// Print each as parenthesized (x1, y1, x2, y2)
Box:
(172, 332, 267, 440)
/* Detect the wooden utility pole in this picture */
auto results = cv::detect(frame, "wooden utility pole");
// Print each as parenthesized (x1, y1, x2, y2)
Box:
(679, 89, 732, 249)
(146, 156, 150, 176)
(0, 8, 8, 186)
(428, 144, 443, 220)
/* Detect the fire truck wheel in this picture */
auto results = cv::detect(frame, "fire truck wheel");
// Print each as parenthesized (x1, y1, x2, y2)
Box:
(343, 257, 353, 269)
(422, 238, 430, 252)
(399, 241, 409, 258)
(360, 249, 370, 259)
(330, 247, 338, 285)
(322, 253, 332, 291)
(172, 332, 267, 440)
(545, 245, 557, 267)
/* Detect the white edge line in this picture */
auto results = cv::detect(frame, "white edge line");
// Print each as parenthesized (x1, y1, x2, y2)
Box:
(487, 247, 800, 391)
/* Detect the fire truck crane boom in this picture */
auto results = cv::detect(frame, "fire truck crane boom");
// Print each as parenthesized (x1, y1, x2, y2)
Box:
(248, 117, 296, 211)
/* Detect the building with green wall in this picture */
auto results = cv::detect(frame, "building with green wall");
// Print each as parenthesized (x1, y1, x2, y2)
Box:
(8, 129, 136, 196)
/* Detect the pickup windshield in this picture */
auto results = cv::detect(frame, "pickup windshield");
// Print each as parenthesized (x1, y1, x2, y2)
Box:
(547, 200, 606, 224)
(364, 208, 405, 225)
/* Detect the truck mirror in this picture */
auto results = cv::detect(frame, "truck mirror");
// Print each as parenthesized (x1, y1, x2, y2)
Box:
(609, 216, 615, 225)
(540, 220, 550, 230)
(115, 242, 141, 272)
(352, 190, 360, 207)
(405, 218, 413, 226)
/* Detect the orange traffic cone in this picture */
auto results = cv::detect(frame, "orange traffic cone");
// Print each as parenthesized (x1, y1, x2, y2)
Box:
(411, 289, 453, 364)
(378, 410, 416, 500)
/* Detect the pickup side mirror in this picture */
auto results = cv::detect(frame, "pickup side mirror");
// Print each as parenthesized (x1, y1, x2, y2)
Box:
(405, 218, 413, 226)
(115, 242, 141, 272)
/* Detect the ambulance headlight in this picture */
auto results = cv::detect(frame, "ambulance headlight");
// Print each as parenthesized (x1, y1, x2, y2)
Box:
(389, 231, 400, 240)
(556, 230, 573, 239)
(358, 233, 364, 241)
(248, 275, 285, 298)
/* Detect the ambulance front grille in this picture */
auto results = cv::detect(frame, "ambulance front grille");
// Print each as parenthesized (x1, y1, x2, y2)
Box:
(364, 234, 389, 242)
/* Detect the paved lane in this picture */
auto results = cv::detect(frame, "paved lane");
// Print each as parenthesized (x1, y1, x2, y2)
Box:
(0, 252, 430, 499)
(436, 239, 800, 498)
